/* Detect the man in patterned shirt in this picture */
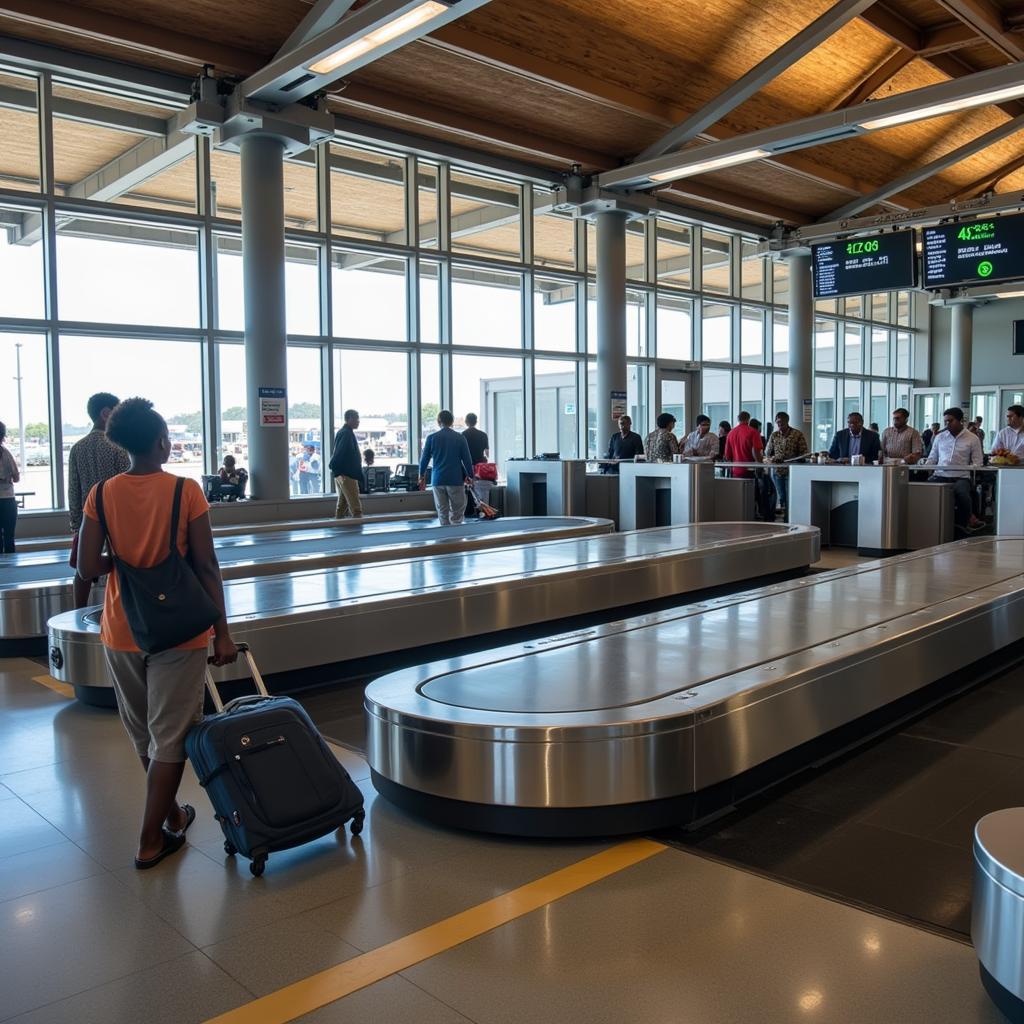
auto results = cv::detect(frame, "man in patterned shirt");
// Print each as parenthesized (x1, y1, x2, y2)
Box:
(880, 408, 923, 464)
(68, 392, 129, 607)
(681, 415, 719, 459)
(762, 411, 808, 513)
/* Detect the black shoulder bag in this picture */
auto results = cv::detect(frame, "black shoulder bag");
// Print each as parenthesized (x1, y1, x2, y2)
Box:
(96, 477, 221, 654)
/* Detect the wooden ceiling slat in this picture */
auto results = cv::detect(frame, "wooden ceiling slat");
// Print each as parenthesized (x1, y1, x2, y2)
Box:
(832, 48, 915, 107)
(933, 0, 1024, 59)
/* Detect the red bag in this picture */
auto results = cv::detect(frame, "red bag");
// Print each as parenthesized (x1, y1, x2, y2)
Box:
(474, 462, 498, 481)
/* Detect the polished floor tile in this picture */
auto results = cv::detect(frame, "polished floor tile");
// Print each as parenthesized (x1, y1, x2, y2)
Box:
(294, 976, 473, 1024)
(0, 798, 69, 860)
(0, 839, 102, 903)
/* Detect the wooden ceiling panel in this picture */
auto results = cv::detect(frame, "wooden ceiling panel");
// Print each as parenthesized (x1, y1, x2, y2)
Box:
(52, 117, 141, 186)
(690, 160, 849, 219)
(885, 0, 961, 30)
(53, 81, 173, 118)
(0, 105, 40, 189)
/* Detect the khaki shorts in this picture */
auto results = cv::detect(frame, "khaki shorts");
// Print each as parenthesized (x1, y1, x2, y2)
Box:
(103, 647, 207, 763)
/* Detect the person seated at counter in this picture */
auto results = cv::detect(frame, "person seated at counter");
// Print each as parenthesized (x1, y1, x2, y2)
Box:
(924, 407, 984, 533)
(717, 421, 731, 460)
(681, 415, 718, 459)
(880, 408, 923, 464)
(644, 413, 680, 463)
(723, 411, 763, 478)
(992, 404, 1024, 464)
(602, 415, 644, 473)
(828, 412, 881, 464)
(763, 411, 808, 512)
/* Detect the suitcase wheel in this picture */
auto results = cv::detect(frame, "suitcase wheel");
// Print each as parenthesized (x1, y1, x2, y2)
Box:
(351, 809, 365, 836)
(223, 840, 237, 857)
(250, 853, 267, 878)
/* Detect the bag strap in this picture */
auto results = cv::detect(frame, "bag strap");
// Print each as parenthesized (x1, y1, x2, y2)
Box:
(168, 476, 185, 555)
(94, 480, 117, 558)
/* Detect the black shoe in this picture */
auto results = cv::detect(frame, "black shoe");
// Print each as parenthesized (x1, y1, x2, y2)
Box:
(135, 829, 187, 870)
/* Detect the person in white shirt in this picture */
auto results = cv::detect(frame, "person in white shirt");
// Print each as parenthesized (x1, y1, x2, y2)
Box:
(924, 407, 984, 532)
(992, 404, 1024, 462)
(681, 415, 719, 459)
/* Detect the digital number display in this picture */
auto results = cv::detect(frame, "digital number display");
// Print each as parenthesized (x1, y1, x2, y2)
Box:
(923, 214, 1024, 287)
(812, 231, 916, 299)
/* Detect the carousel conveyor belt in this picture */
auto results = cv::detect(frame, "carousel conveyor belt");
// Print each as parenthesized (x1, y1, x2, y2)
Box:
(2, 516, 611, 639)
(364, 537, 1024, 838)
(46, 522, 820, 700)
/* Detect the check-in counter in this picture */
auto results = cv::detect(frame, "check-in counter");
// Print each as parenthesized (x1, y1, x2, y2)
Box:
(907, 481, 954, 549)
(506, 459, 587, 516)
(619, 461, 715, 530)
(995, 466, 1024, 535)
(585, 473, 620, 528)
(789, 463, 908, 554)
(713, 477, 755, 521)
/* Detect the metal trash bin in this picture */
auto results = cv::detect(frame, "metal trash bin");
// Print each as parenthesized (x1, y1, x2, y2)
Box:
(973, 808, 1024, 1022)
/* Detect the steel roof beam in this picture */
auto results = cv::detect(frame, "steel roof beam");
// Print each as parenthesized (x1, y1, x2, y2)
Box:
(0, 81, 168, 134)
(635, 0, 879, 162)
(934, 0, 1024, 60)
(832, 49, 914, 109)
(946, 153, 1024, 199)
(825, 112, 1024, 219)
(275, 0, 359, 60)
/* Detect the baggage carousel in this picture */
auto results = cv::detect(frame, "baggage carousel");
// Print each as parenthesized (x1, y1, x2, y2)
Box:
(46, 522, 819, 703)
(2, 516, 610, 639)
(365, 537, 1024, 837)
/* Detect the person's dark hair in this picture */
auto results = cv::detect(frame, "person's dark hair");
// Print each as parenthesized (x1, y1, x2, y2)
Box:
(656, 412, 676, 429)
(438, 409, 454, 427)
(737, 411, 750, 423)
(343, 409, 359, 422)
(719, 420, 731, 431)
(750, 418, 762, 432)
(944, 407, 964, 422)
(775, 411, 790, 423)
(0, 421, 5, 444)
(847, 411, 863, 421)
(87, 392, 119, 424)
(465, 413, 478, 427)
(893, 408, 909, 418)
(106, 397, 166, 456)
(695, 414, 711, 427)
(931, 422, 941, 430)
(1008, 405, 1024, 418)
(363, 448, 374, 462)
(223, 454, 235, 466)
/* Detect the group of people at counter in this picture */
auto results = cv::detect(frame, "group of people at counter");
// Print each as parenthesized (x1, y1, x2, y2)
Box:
(601, 403, 1024, 532)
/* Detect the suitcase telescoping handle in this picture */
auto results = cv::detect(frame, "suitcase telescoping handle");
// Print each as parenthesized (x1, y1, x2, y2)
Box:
(205, 642, 270, 713)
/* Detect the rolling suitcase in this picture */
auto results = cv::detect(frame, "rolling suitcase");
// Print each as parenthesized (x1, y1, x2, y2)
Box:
(186, 643, 365, 877)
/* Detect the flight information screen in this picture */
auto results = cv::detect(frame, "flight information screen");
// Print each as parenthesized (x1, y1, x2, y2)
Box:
(923, 214, 1024, 288)
(812, 231, 916, 298)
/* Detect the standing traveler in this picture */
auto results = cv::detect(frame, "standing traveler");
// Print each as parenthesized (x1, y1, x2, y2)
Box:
(880, 408, 924, 464)
(329, 409, 363, 518)
(717, 421, 731, 460)
(681, 415, 719, 459)
(763, 411, 808, 513)
(723, 411, 763, 477)
(299, 444, 320, 494)
(922, 422, 940, 456)
(644, 413, 680, 463)
(462, 413, 489, 465)
(419, 410, 475, 526)
(602, 414, 644, 472)
(0, 421, 19, 553)
(75, 398, 237, 869)
(68, 393, 130, 607)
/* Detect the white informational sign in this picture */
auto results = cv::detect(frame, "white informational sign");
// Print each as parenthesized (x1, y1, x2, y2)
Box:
(259, 387, 286, 427)
(802, 398, 813, 425)
(611, 390, 627, 419)
(564, 403, 576, 415)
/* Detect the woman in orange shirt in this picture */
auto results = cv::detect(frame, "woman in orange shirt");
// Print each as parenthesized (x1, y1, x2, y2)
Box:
(78, 398, 237, 869)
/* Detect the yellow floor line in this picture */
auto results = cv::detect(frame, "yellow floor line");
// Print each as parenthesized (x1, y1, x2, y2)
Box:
(204, 837, 666, 1024)
(31, 674, 74, 699)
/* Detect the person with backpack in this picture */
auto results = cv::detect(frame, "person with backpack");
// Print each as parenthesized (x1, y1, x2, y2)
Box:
(76, 397, 237, 870)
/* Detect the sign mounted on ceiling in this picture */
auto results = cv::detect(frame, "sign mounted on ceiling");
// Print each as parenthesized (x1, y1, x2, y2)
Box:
(923, 213, 1024, 288)
(811, 231, 916, 299)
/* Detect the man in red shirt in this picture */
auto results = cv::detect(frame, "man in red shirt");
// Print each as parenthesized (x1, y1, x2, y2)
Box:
(723, 411, 764, 479)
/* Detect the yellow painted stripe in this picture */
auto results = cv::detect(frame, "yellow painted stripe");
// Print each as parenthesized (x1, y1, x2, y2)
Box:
(204, 837, 666, 1024)
(32, 674, 74, 699)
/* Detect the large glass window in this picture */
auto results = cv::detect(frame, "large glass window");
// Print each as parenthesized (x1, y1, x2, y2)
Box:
(626, 288, 647, 357)
(772, 373, 789, 419)
(419, 351, 442, 452)
(217, 343, 246, 468)
(702, 303, 732, 361)
(871, 328, 889, 376)
(417, 161, 439, 249)
(656, 221, 691, 288)
(740, 307, 764, 365)
(534, 277, 577, 352)
(626, 223, 646, 282)
(702, 230, 731, 294)
(0, 71, 40, 193)
(332, 251, 408, 341)
(452, 354, 524, 471)
(209, 150, 242, 221)
(419, 260, 441, 344)
(57, 216, 200, 327)
(740, 241, 765, 301)
(842, 379, 863, 421)
(773, 312, 789, 368)
(535, 359, 578, 458)
(0, 333, 50, 509)
(814, 377, 836, 452)
(287, 346, 324, 494)
(533, 189, 575, 269)
(703, 368, 732, 425)
(330, 143, 407, 244)
(450, 171, 521, 260)
(656, 294, 693, 361)
(842, 324, 863, 374)
(870, 382, 889, 430)
(740, 372, 763, 422)
(334, 349, 409, 470)
(452, 265, 521, 347)
(61, 335, 204, 485)
(0, 204, 45, 318)
(814, 319, 836, 372)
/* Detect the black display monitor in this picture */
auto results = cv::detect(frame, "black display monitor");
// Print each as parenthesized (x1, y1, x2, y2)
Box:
(812, 231, 916, 299)
(923, 213, 1024, 288)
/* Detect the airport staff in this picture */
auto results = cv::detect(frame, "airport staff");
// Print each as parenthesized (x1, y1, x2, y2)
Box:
(681, 415, 719, 459)
(602, 415, 644, 473)
(829, 412, 881, 464)
(419, 410, 475, 526)
(925, 407, 985, 532)
(880, 408, 923, 464)
(992, 405, 1024, 461)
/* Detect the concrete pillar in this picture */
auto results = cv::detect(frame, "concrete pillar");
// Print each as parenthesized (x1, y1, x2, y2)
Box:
(595, 209, 629, 448)
(787, 252, 813, 436)
(950, 303, 974, 413)
(240, 133, 289, 500)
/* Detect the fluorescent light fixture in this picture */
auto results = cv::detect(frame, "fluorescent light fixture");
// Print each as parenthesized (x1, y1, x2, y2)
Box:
(858, 83, 1024, 131)
(308, 0, 448, 75)
(648, 147, 771, 182)
(994, 289, 1024, 299)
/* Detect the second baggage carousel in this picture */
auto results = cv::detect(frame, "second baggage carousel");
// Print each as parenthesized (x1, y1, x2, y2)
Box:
(47, 522, 819, 701)
(3, 515, 610, 639)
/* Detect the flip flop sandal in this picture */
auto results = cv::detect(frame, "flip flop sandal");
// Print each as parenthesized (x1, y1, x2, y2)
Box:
(135, 828, 186, 870)
(173, 803, 196, 836)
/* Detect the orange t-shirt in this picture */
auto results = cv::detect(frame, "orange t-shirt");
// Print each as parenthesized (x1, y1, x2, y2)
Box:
(84, 472, 212, 652)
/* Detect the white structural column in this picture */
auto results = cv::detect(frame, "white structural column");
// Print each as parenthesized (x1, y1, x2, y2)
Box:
(240, 133, 290, 500)
(787, 252, 813, 435)
(950, 303, 974, 413)
(595, 209, 629, 447)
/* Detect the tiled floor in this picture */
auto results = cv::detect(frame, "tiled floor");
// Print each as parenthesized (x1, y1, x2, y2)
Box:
(0, 655, 1007, 1023)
